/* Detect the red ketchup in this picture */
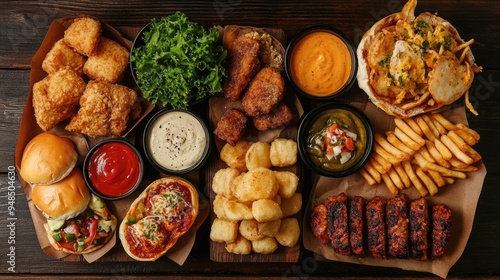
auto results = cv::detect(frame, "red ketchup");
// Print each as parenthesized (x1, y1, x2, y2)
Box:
(88, 142, 141, 198)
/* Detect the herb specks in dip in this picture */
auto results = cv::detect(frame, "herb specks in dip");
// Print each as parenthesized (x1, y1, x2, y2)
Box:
(148, 110, 207, 171)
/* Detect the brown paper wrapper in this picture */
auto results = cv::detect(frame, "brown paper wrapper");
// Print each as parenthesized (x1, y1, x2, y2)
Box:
(15, 16, 205, 264)
(302, 103, 487, 278)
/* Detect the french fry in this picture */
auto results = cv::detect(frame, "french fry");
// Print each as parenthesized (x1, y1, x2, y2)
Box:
(426, 169, 446, 187)
(443, 177, 455, 185)
(364, 162, 381, 183)
(403, 161, 428, 196)
(434, 138, 453, 160)
(448, 156, 469, 169)
(372, 152, 392, 173)
(452, 165, 479, 173)
(360, 168, 377, 186)
(416, 116, 436, 141)
(454, 129, 478, 146)
(404, 117, 423, 136)
(394, 127, 421, 151)
(422, 115, 440, 139)
(430, 117, 447, 135)
(381, 172, 399, 195)
(426, 140, 451, 168)
(394, 118, 426, 146)
(388, 166, 404, 190)
(387, 131, 414, 155)
(416, 167, 438, 196)
(374, 143, 402, 165)
(369, 158, 386, 174)
(431, 113, 456, 131)
(414, 152, 467, 179)
(394, 163, 411, 188)
(418, 146, 435, 163)
(375, 133, 409, 160)
(448, 130, 482, 163)
(456, 123, 480, 142)
(441, 134, 474, 165)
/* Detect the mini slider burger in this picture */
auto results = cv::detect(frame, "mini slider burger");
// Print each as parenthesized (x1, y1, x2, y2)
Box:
(20, 132, 117, 254)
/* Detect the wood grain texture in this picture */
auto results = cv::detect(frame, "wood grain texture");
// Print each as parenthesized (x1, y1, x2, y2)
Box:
(0, 0, 499, 278)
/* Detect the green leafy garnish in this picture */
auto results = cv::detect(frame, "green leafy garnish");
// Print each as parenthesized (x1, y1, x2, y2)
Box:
(131, 12, 227, 109)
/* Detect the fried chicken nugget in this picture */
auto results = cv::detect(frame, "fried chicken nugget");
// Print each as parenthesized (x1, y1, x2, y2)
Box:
(253, 103, 293, 131)
(242, 67, 285, 117)
(32, 67, 86, 131)
(214, 109, 248, 146)
(64, 17, 101, 56)
(83, 37, 129, 83)
(222, 35, 261, 101)
(42, 39, 86, 75)
(65, 80, 137, 137)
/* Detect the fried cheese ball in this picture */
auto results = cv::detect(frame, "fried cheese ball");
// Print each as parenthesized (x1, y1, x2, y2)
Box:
(64, 17, 101, 56)
(275, 218, 300, 247)
(251, 236, 278, 254)
(234, 167, 278, 202)
(252, 199, 282, 223)
(220, 140, 252, 172)
(280, 193, 302, 218)
(212, 167, 240, 199)
(65, 80, 137, 137)
(239, 220, 265, 241)
(274, 171, 299, 199)
(32, 67, 86, 131)
(270, 138, 298, 167)
(245, 141, 272, 170)
(83, 37, 129, 83)
(225, 235, 252, 255)
(42, 39, 86, 75)
(258, 219, 281, 238)
(210, 218, 238, 243)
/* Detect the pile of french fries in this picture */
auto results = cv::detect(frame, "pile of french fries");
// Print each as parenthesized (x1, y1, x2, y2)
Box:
(360, 113, 481, 196)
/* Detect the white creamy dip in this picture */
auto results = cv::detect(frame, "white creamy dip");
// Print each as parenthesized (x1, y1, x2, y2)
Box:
(148, 110, 207, 171)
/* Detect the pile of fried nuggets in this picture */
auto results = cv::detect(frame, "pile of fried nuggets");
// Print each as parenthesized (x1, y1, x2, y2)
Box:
(33, 17, 139, 137)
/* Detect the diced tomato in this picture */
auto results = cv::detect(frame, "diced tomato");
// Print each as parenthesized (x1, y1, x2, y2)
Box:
(325, 143, 334, 155)
(84, 217, 98, 245)
(58, 237, 76, 251)
(327, 123, 339, 134)
(344, 137, 355, 151)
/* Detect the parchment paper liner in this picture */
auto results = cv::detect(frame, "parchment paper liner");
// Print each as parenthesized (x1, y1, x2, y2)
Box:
(15, 16, 207, 265)
(302, 103, 487, 278)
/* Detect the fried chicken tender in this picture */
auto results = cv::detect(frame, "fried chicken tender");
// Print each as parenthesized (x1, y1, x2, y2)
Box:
(222, 36, 261, 101)
(242, 67, 285, 117)
(83, 37, 129, 84)
(32, 67, 86, 131)
(214, 109, 248, 146)
(253, 103, 293, 131)
(64, 17, 101, 56)
(65, 80, 137, 137)
(42, 39, 86, 75)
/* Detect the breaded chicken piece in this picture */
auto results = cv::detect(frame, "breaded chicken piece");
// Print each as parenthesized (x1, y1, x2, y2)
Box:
(65, 80, 138, 137)
(242, 67, 285, 117)
(214, 109, 248, 146)
(83, 37, 129, 84)
(42, 39, 86, 75)
(32, 67, 86, 131)
(222, 36, 261, 101)
(64, 17, 101, 56)
(252, 103, 293, 131)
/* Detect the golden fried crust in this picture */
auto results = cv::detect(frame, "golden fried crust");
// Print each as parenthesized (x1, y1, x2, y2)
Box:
(252, 103, 293, 131)
(64, 17, 101, 56)
(65, 80, 138, 137)
(83, 37, 129, 83)
(242, 67, 285, 117)
(42, 39, 86, 75)
(214, 109, 248, 146)
(32, 68, 86, 131)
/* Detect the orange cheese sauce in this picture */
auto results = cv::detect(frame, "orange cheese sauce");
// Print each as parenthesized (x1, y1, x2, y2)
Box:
(290, 31, 352, 97)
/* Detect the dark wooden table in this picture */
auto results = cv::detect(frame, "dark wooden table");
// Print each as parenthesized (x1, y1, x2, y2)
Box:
(1, 0, 499, 279)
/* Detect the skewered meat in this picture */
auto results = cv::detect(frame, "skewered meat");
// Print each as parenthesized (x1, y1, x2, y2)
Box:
(366, 196, 386, 259)
(324, 193, 351, 256)
(386, 194, 409, 258)
(409, 197, 429, 260)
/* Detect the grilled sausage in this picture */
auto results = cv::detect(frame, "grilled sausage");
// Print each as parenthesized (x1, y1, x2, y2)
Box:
(310, 203, 329, 244)
(348, 196, 365, 256)
(431, 204, 452, 259)
(325, 193, 351, 256)
(386, 194, 409, 258)
(366, 196, 386, 259)
(410, 197, 429, 260)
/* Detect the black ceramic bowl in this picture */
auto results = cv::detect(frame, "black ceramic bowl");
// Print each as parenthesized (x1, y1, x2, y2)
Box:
(83, 139, 144, 200)
(297, 102, 374, 177)
(285, 25, 357, 101)
(143, 108, 211, 175)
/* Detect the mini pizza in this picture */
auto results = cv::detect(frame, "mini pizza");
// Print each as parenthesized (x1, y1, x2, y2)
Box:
(119, 176, 199, 261)
(357, 0, 482, 117)
(44, 194, 117, 254)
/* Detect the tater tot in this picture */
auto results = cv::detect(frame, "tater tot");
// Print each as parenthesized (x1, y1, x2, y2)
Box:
(275, 218, 300, 247)
(270, 138, 297, 167)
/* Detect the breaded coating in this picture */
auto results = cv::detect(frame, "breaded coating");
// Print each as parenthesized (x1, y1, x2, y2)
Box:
(64, 17, 101, 56)
(214, 109, 247, 146)
(65, 80, 138, 137)
(242, 67, 285, 117)
(32, 67, 86, 131)
(252, 103, 293, 131)
(222, 36, 261, 101)
(83, 37, 129, 83)
(42, 39, 86, 75)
